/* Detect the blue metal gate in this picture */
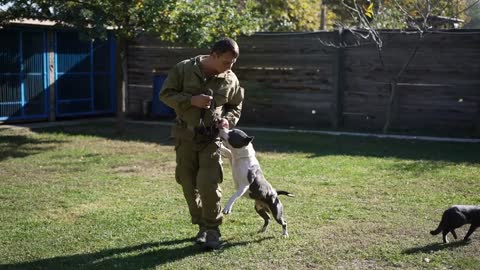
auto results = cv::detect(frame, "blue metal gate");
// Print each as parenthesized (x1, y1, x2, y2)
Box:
(55, 32, 116, 117)
(0, 30, 49, 121)
(0, 28, 116, 122)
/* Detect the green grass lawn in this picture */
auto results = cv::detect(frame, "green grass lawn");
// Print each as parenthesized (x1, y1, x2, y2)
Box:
(0, 120, 479, 270)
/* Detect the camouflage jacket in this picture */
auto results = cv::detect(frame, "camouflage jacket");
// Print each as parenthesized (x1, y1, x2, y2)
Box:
(159, 55, 244, 130)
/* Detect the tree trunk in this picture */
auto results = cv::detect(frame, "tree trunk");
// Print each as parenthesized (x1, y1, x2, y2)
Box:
(116, 39, 128, 134)
(320, 4, 327, 30)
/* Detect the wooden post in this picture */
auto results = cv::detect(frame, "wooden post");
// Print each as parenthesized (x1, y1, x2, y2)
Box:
(383, 80, 398, 134)
(48, 30, 56, 122)
(320, 4, 327, 30)
(332, 29, 345, 129)
(116, 38, 127, 134)
(474, 103, 480, 137)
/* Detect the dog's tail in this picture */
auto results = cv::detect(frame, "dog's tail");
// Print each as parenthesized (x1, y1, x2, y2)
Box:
(430, 211, 448, 235)
(277, 190, 294, 197)
(430, 220, 445, 235)
(430, 226, 442, 235)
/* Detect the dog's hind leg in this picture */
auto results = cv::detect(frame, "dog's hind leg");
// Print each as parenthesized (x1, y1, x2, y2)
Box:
(442, 230, 449, 243)
(255, 201, 270, 233)
(451, 229, 458, 239)
(268, 198, 288, 238)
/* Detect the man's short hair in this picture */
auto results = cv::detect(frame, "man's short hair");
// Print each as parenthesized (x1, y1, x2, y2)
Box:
(211, 38, 239, 58)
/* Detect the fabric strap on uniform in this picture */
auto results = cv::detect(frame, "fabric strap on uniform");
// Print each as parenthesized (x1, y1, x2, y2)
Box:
(199, 88, 218, 128)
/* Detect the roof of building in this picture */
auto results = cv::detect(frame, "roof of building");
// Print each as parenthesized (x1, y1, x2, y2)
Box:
(8, 19, 58, 26)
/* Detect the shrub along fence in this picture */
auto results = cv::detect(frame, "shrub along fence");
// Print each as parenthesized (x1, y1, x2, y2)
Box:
(127, 30, 480, 137)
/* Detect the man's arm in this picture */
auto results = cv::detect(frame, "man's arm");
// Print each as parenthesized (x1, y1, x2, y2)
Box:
(222, 86, 244, 128)
(160, 62, 213, 112)
(159, 63, 192, 112)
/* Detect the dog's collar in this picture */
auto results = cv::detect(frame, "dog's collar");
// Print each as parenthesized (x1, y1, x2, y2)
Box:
(233, 153, 256, 160)
(232, 147, 256, 160)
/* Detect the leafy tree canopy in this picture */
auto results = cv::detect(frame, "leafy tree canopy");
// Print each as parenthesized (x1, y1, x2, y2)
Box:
(1, 0, 477, 42)
(0, 0, 261, 47)
(159, 0, 261, 46)
(324, 0, 472, 30)
(251, 0, 321, 31)
(464, 0, 480, 28)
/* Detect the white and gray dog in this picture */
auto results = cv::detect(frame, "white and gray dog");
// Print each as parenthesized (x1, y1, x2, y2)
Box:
(219, 128, 294, 237)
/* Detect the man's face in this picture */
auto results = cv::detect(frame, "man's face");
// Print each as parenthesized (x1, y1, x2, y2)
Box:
(212, 51, 237, 74)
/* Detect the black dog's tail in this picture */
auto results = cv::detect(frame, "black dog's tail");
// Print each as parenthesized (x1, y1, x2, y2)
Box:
(430, 223, 444, 235)
(431, 211, 448, 235)
(277, 190, 294, 197)
(430, 219, 445, 235)
(430, 227, 442, 235)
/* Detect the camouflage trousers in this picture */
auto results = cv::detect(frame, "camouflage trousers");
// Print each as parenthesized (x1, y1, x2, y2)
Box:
(174, 127, 224, 229)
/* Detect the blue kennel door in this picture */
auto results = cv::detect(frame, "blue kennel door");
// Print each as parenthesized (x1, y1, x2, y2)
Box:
(152, 74, 174, 118)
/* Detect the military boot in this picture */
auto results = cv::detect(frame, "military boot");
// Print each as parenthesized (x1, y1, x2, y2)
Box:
(202, 228, 222, 250)
(195, 225, 207, 244)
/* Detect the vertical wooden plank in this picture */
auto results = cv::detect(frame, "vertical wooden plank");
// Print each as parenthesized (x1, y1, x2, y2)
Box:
(332, 29, 345, 129)
(109, 33, 117, 114)
(116, 39, 128, 133)
(48, 30, 55, 122)
(475, 102, 480, 137)
(383, 81, 397, 133)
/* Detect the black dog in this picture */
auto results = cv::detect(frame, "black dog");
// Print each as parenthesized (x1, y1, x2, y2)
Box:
(430, 205, 480, 243)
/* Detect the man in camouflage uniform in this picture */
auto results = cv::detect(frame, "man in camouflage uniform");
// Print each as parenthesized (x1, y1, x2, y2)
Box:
(160, 38, 244, 249)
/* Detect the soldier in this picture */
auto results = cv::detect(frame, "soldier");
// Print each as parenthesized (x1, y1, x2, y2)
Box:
(160, 38, 244, 250)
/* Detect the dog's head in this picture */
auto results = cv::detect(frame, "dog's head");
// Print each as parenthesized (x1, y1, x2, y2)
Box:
(219, 128, 254, 149)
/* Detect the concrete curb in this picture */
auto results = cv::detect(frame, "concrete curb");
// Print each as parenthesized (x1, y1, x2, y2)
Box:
(127, 119, 480, 143)
(2, 117, 479, 143)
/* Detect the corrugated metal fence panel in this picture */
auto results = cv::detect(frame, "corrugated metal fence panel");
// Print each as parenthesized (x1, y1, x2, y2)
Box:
(0, 31, 21, 119)
(0, 30, 48, 121)
(55, 32, 115, 117)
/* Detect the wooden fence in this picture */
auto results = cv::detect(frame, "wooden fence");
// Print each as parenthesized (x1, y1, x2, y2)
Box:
(127, 30, 480, 137)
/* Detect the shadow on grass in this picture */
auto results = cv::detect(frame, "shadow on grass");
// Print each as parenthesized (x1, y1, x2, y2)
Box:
(403, 240, 471, 254)
(34, 121, 175, 146)
(0, 132, 65, 162)
(18, 119, 480, 164)
(0, 237, 274, 270)
(250, 130, 480, 164)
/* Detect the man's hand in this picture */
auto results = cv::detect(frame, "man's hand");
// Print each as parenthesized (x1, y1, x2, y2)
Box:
(191, 94, 213, 109)
(217, 118, 229, 129)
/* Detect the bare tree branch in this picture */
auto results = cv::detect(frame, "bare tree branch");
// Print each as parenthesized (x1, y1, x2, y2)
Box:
(457, 0, 480, 17)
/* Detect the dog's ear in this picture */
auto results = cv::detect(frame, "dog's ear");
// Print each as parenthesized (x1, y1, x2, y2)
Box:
(246, 136, 254, 144)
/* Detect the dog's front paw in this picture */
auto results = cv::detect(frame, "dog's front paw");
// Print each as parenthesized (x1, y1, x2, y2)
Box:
(222, 207, 232, 215)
